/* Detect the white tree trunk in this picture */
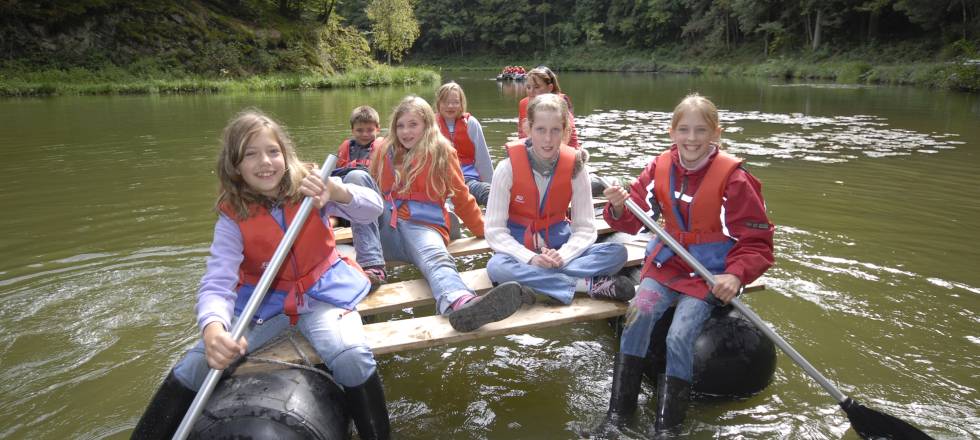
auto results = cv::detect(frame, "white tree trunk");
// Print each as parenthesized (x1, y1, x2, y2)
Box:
(812, 9, 822, 51)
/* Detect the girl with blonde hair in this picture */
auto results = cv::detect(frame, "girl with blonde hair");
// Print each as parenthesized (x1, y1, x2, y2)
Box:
(435, 81, 494, 205)
(370, 96, 525, 332)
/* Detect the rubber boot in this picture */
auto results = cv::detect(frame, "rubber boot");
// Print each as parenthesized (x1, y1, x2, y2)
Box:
(654, 374, 691, 435)
(592, 353, 649, 436)
(131, 370, 196, 439)
(345, 371, 391, 440)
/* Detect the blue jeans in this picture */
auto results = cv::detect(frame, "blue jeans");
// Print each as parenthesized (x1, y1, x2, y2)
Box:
(620, 277, 713, 382)
(343, 170, 385, 269)
(465, 177, 490, 206)
(379, 210, 472, 315)
(486, 242, 628, 304)
(173, 298, 377, 389)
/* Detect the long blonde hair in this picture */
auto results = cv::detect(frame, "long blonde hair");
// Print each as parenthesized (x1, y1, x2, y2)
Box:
(369, 96, 454, 200)
(435, 81, 467, 116)
(215, 109, 308, 219)
(671, 93, 723, 147)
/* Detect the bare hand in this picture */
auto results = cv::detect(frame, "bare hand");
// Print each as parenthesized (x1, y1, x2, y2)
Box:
(300, 170, 330, 209)
(603, 184, 629, 218)
(530, 248, 563, 268)
(203, 321, 247, 370)
(711, 274, 741, 305)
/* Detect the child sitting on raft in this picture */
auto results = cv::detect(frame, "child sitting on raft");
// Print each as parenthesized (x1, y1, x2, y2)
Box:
(369, 96, 526, 333)
(435, 82, 494, 206)
(597, 93, 774, 435)
(133, 109, 390, 439)
(485, 93, 635, 307)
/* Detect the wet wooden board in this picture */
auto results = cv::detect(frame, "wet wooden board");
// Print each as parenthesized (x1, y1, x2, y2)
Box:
(237, 281, 765, 374)
(358, 241, 648, 316)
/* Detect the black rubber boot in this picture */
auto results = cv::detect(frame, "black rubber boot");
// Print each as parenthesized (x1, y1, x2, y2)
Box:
(131, 370, 196, 439)
(345, 371, 391, 440)
(593, 353, 649, 436)
(654, 374, 691, 435)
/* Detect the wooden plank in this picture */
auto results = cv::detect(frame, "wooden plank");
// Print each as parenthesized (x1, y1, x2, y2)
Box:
(236, 282, 766, 374)
(365, 297, 627, 355)
(358, 241, 649, 316)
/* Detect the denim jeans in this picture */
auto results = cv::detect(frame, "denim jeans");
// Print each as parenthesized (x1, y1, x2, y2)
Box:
(465, 177, 491, 206)
(342, 170, 385, 269)
(620, 277, 712, 382)
(378, 209, 472, 315)
(173, 298, 377, 389)
(486, 242, 628, 304)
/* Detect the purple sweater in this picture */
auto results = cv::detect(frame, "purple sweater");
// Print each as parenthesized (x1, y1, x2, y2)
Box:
(196, 183, 383, 332)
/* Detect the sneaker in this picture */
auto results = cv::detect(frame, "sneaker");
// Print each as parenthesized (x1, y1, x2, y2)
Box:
(363, 266, 386, 292)
(448, 282, 524, 332)
(589, 275, 636, 302)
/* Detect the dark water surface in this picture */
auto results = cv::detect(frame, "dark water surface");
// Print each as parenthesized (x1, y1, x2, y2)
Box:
(0, 72, 977, 439)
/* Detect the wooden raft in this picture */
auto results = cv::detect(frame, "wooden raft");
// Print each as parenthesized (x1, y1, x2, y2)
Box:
(237, 213, 763, 375)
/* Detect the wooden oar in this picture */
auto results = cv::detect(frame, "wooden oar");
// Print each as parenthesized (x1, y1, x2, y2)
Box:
(172, 155, 339, 440)
(599, 177, 934, 440)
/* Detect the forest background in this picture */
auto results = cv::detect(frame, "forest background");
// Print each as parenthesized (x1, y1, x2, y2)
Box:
(1, 0, 978, 95)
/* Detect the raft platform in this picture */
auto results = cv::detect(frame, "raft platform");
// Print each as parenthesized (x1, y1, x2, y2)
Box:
(237, 208, 763, 375)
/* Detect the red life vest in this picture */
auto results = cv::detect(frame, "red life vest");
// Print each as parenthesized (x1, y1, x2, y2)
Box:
(338, 138, 382, 169)
(220, 202, 340, 325)
(437, 114, 475, 166)
(377, 152, 451, 230)
(506, 140, 576, 250)
(643, 148, 741, 278)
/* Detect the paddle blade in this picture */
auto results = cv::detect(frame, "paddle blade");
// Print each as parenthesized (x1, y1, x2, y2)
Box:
(841, 398, 934, 440)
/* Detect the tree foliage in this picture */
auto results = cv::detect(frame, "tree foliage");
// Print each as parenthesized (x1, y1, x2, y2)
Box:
(366, 0, 420, 63)
(401, 0, 980, 58)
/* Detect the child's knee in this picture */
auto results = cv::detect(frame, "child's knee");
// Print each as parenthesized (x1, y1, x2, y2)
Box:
(343, 169, 374, 187)
(330, 345, 377, 387)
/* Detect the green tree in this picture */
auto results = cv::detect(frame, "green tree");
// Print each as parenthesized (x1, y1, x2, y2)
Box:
(366, 0, 420, 63)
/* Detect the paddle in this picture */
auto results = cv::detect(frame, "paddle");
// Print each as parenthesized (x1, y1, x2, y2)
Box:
(172, 155, 339, 440)
(599, 177, 934, 440)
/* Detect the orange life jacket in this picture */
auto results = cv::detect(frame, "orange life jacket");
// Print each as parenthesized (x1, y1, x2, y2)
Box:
(506, 140, 576, 250)
(377, 152, 451, 230)
(221, 202, 339, 325)
(337, 137, 383, 169)
(437, 114, 475, 166)
(645, 148, 741, 273)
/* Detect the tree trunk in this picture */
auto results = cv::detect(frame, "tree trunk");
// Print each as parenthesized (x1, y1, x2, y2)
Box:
(803, 12, 812, 46)
(868, 9, 879, 41)
(963, 0, 968, 40)
(811, 9, 822, 51)
(322, 0, 336, 24)
(279, 0, 289, 16)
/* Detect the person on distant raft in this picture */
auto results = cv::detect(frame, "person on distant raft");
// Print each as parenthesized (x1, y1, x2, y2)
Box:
(595, 93, 774, 436)
(333, 105, 388, 290)
(369, 96, 525, 333)
(518, 66, 579, 149)
(485, 93, 634, 311)
(435, 81, 494, 205)
(132, 109, 390, 439)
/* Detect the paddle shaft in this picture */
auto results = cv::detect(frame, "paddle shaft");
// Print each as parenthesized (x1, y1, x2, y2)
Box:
(172, 155, 338, 440)
(614, 194, 848, 404)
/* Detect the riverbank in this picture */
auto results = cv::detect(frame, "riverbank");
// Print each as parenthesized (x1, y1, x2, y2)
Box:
(0, 66, 440, 97)
(411, 45, 980, 92)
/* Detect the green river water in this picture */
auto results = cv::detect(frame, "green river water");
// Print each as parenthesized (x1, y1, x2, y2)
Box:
(0, 71, 977, 439)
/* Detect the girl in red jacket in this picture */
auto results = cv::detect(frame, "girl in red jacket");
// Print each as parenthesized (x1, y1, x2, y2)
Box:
(598, 94, 774, 434)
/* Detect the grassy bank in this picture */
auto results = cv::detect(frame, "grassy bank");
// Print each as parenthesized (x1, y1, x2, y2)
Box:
(0, 66, 441, 97)
(410, 44, 980, 92)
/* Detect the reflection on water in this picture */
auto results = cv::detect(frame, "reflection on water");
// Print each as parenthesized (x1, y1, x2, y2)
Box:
(0, 74, 978, 439)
